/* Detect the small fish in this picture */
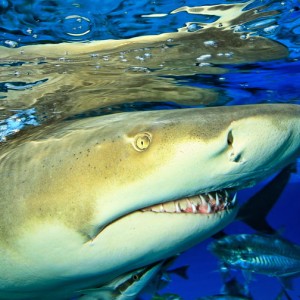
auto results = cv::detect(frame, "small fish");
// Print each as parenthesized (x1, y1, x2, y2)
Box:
(151, 293, 183, 300)
(220, 277, 251, 299)
(140, 256, 189, 297)
(197, 277, 253, 300)
(77, 260, 166, 300)
(208, 233, 300, 278)
(197, 296, 251, 300)
(134, 257, 188, 300)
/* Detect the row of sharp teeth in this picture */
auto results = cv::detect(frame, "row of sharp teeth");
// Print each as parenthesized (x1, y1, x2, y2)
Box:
(141, 191, 237, 214)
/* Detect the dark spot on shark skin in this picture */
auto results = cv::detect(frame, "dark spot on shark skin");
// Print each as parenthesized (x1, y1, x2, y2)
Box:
(231, 152, 243, 163)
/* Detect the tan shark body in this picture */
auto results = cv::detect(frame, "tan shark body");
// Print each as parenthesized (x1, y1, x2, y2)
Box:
(0, 104, 299, 299)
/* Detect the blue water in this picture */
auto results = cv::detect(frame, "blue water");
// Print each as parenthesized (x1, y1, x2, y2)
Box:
(1, 0, 300, 299)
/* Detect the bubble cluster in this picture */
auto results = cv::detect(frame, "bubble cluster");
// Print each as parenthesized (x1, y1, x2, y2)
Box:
(0, 109, 39, 142)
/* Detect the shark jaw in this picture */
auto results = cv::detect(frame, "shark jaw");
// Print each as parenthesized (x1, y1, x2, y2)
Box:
(93, 190, 238, 246)
(88, 190, 238, 272)
(141, 190, 236, 214)
(84, 190, 239, 278)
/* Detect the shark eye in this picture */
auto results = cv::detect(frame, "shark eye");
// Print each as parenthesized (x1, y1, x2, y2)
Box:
(132, 274, 140, 281)
(133, 133, 152, 151)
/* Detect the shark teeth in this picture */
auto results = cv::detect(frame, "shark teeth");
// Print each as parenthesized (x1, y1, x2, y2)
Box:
(141, 191, 236, 214)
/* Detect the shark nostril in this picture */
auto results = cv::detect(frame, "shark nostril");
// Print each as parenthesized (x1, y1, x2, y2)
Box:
(227, 130, 244, 163)
(227, 130, 234, 147)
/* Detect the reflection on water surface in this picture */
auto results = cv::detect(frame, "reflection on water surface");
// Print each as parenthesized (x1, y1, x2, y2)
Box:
(0, 0, 297, 136)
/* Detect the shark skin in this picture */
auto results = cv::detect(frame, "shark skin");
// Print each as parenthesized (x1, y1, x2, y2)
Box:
(0, 104, 299, 299)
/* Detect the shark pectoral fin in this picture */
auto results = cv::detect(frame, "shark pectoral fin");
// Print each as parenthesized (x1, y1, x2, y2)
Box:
(241, 270, 253, 285)
(237, 164, 295, 235)
(279, 275, 295, 291)
(77, 287, 118, 300)
(274, 287, 293, 300)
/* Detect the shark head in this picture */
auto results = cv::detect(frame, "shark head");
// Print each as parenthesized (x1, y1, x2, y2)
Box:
(0, 104, 299, 299)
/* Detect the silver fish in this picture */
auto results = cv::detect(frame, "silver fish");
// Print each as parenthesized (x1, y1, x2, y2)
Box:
(77, 261, 165, 299)
(209, 234, 300, 278)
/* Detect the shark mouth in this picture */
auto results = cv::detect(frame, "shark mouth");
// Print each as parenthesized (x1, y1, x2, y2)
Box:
(141, 191, 237, 214)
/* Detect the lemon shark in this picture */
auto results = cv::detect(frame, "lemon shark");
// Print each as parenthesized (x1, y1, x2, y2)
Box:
(0, 104, 299, 299)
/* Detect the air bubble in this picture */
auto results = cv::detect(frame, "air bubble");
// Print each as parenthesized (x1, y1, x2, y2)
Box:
(135, 56, 145, 61)
(187, 23, 202, 32)
(62, 15, 92, 38)
(204, 40, 217, 47)
(0, 108, 39, 142)
(90, 53, 99, 58)
(198, 62, 212, 67)
(264, 25, 279, 35)
(225, 52, 234, 57)
(196, 54, 212, 61)
(233, 25, 245, 33)
(4, 40, 18, 48)
(126, 66, 151, 73)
